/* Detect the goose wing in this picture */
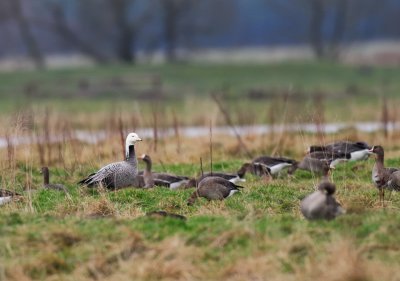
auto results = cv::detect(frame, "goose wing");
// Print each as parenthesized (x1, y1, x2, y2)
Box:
(78, 161, 132, 186)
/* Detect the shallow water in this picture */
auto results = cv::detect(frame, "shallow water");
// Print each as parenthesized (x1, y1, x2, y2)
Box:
(0, 121, 399, 148)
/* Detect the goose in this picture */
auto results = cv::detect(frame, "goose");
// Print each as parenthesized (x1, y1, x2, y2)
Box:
(237, 162, 271, 178)
(369, 145, 400, 205)
(139, 154, 155, 188)
(185, 171, 247, 189)
(187, 176, 243, 205)
(308, 141, 372, 161)
(292, 157, 332, 175)
(78, 132, 142, 189)
(308, 151, 351, 168)
(252, 156, 297, 176)
(41, 167, 67, 192)
(0, 189, 21, 206)
(139, 154, 192, 189)
(300, 181, 345, 220)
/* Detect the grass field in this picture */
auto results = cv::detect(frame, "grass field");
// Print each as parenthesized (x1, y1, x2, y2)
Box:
(1, 62, 400, 280)
(1, 130, 400, 280)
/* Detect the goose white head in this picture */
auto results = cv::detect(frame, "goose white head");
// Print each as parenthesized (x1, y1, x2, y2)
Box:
(125, 132, 142, 158)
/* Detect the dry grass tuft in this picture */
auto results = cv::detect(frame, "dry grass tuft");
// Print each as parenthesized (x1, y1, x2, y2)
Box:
(84, 196, 116, 218)
(90, 236, 203, 281)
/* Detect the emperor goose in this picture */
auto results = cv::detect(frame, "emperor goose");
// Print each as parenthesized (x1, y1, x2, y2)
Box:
(308, 141, 371, 161)
(369, 145, 400, 205)
(78, 132, 142, 189)
(187, 176, 243, 205)
(41, 167, 67, 192)
(140, 154, 191, 189)
(300, 181, 345, 220)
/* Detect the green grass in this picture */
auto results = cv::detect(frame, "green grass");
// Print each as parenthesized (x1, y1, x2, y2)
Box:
(1, 158, 400, 280)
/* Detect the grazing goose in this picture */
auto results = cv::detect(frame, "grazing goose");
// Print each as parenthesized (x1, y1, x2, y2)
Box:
(369, 145, 400, 205)
(237, 162, 271, 178)
(300, 181, 345, 220)
(185, 171, 247, 189)
(308, 151, 351, 167)
(292, 157, 331, 175)
(308, 141, 371, 161)
(187, 176, 243, 205)
(41, 167, 67, 192)
(78, 132, 142, 189)
(252, 156, 297, 176)
(140, 154, 191, 189)
(0, 189, 21, 206)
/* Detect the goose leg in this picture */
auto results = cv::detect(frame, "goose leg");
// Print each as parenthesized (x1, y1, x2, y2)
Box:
(382, 189, 385, 208)
(379, 188, 383, 207)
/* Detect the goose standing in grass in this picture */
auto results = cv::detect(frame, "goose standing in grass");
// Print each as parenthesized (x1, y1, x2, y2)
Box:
(0, 189, 21, 206)
(187, 176, 243, 205)
(140, 154, 192, 189)
(78, 132, 142, 189)
(237, 162, 271, 178)
(139, 154, 154, 188)
(369, 145, 400, 205)
(41, 167, 67, 192)
(252, 156, 297, 176)
(300, 181, 345, 220)
(308, 141, 372, 161)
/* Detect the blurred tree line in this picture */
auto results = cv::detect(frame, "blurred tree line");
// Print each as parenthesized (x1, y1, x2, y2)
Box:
(0, 0, 398, 69)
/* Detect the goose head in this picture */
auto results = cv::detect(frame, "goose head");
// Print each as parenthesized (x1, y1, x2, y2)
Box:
(368, 145, 383, 156)
(317, 181, 336, 195)
(126, 132, 142, 145)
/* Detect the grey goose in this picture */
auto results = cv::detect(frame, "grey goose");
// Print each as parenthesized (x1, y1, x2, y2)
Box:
(187, 176, 243, 205)
(0, 189, 21, 206)
(252, 156, 297, 176)
(78, 132, 142, 189)
(41, 167, 67, 192)
(369, 145, 400, 205)
(185, 171, 247, 189)
(292, 156, 331, 175)
(300, 181, 345, 220)
(307, 151, 351, 168)
(308, 141, 371, 161)
(237, 162, 271, 178)
(140, 154, 192, 189)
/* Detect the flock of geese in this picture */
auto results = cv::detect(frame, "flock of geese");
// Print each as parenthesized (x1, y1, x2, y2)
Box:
(1, 132, 400, 220)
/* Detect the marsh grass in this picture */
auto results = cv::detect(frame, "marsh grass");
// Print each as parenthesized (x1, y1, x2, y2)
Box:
(1, 133, 400, 280)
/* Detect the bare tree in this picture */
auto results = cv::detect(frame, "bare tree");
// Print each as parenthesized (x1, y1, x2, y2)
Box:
(109, 0, 154, 63)
(7, 0, 45, 68)
(159, 0, 235, 62)
(265, 0, 379, 60)
(46, 1, 109, 63)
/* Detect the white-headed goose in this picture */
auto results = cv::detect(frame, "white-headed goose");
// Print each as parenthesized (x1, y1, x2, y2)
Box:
(78, 132, 142, 189)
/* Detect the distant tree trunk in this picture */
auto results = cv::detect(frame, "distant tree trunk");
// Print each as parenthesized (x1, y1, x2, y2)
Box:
(10, 0, 45, 69)
(309, 0, 325, 59)
(112, 0, 136, 63)
(162, 0, 179, 62)
(328, 0, 347, 59)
